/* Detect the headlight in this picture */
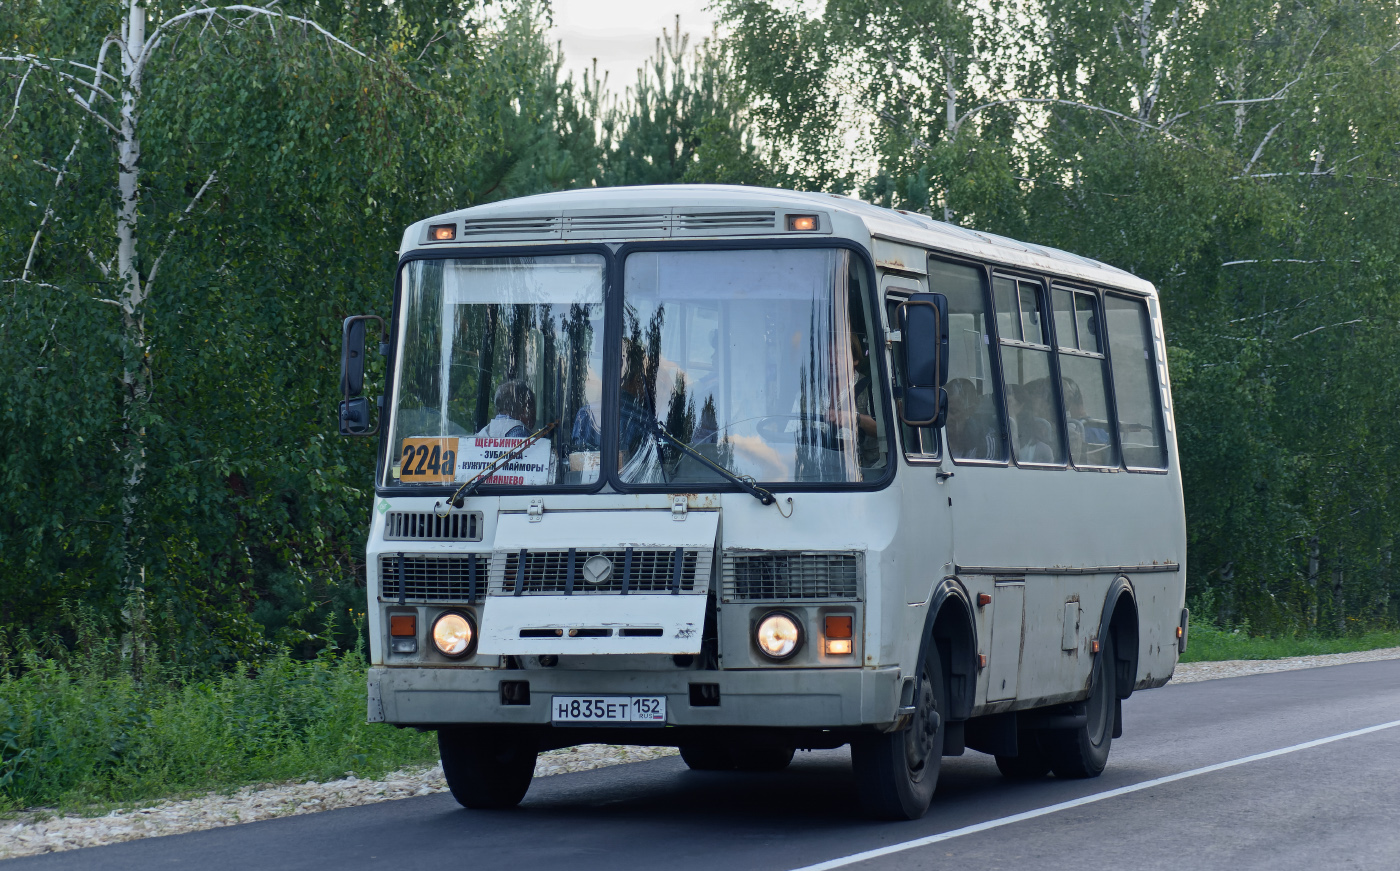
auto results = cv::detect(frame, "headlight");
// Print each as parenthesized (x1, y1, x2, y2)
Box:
(755, 611, 803, 660)
(431, 611, 476, 658)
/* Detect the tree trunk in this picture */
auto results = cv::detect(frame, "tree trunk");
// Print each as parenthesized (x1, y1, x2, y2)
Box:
(1332, 550, 1345, 635)
(1307, 536, 1320, 629)
(118, 2, 149, 651)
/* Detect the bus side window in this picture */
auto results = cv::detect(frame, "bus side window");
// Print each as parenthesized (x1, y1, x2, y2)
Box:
(1051, 287, 1120, 468)
(930, 259, 1007, 462)
(1104, 294, 1168, 469)
(994, 276, 1066, 465)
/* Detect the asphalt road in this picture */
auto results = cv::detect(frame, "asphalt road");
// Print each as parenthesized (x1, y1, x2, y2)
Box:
(14, 659, 1400, 871)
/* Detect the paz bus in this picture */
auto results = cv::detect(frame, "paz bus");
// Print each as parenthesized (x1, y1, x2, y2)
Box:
(337, 185, 1188, 820)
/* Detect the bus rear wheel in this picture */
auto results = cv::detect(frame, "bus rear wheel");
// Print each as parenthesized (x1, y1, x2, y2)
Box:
(994, 731, 1052, 780)
(851, 644, 946, 820)
(679, 743, 734, 771)
(731, 745, 795, 771)
(1044, 634, 1116, 778)
(438, 726, 538, 809)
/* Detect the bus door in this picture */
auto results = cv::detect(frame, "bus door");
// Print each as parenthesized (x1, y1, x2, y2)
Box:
(881, 272, 956, 608)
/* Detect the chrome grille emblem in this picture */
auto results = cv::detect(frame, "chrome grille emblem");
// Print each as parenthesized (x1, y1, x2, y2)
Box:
(582, 555, 614, 585)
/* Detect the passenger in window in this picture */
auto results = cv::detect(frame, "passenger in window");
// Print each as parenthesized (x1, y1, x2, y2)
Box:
(1011, 380, 1058, 463)
(476, 380, 535, 439)
(945, 378, 998, 460)
(1062, 378, 1112, 464)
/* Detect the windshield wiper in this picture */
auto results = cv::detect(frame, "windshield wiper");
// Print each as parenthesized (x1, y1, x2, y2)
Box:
(648, 418, 776, 506)
(448, 421, 558, 508)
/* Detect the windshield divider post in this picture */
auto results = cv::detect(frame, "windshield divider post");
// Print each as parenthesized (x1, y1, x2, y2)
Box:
(468, 553, 478, 605)
(622, 548, 633, 595)
(515, 549, 527, 596)
(397, 552, 405, 606)
(566, 548, 576, 596)
(672, 547, 684, 595)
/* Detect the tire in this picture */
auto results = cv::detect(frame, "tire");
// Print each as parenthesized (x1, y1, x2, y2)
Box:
(1044, 633, 1116, 778)
(438, 726, 538, 809)
(730, 745, 795, 772)
(679, 743, 735, 771)
(994, 730, 1052, 780)
(851, 643, 946, 820)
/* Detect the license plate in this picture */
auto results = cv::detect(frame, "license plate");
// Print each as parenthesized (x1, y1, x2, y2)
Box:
(551, 695, 667, 726)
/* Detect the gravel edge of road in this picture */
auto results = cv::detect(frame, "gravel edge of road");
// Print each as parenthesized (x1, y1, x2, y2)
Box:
(0, 745, 678, 860)
(5, 646, 1399, 859)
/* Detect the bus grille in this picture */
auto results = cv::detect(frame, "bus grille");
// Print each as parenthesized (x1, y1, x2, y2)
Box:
(378, 554, 484, 603)
(383, 511, 482, 542)
(721, 551, 862, 601)
(493, 548, 704, 595)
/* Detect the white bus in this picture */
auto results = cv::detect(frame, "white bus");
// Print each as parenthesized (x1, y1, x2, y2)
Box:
(338, 185, 1187, 820)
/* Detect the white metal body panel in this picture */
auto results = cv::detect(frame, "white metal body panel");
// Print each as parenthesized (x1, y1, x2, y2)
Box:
(478, 594, 708, 655)
(492, 506, 718, 550)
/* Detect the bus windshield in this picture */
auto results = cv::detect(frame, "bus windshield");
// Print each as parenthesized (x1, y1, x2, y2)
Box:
(387, 254, 607, 487)
(610, 248, 886, 485)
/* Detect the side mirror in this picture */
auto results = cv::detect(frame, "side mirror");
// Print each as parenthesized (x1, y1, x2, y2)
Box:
(897, 293, 949, 428)
(339, 397, 373, 435)
(339, 315, 384, 436)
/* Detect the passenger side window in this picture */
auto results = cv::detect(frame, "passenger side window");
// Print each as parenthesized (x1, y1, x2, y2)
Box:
(994, 277, 1065, 465)
(1052, 288, 1120, 468)
(930, 259, 1006, 462)
(1104, 294, 1167, 468)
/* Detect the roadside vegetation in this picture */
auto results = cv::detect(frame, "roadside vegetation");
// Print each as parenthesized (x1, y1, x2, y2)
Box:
(0, 609, 436, 814)
(3, 0, 1400, 817)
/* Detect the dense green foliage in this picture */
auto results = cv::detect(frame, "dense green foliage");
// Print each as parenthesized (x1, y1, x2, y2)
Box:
(0, 611, 436, 811)
(721, 0, 1400, 633)
(3, 0, 1398, 672)
(1, 2, 756, 661)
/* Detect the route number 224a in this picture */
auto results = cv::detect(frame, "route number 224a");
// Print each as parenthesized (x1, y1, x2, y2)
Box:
(398, 437, 458, 484)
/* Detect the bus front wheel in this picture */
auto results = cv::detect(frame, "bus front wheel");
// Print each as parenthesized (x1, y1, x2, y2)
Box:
(851, 645, 946, 820)
(438, 726, 538, 809)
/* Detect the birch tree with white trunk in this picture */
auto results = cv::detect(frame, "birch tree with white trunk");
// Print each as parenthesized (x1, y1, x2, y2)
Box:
(3, 1, 369, 641)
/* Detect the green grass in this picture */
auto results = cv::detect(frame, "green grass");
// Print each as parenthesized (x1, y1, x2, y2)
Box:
(1180, 622, 1400, 663)
(0, 647, 437, 815)
(3, 607, 1396, 817)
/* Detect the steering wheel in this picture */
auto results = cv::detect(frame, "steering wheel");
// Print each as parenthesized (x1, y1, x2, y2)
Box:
(754, 414, 813, 443)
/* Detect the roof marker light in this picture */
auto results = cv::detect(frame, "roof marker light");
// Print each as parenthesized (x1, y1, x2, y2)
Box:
(787, 215, 818, 231)
(429, 224, 456, 241)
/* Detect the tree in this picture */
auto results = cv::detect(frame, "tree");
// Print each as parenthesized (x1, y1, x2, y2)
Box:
(0, 0, 565, 660)
(719, 0, 1400, 631)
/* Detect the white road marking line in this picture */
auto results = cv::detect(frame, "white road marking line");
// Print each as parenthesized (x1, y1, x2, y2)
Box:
(790, 718, 1400, 871)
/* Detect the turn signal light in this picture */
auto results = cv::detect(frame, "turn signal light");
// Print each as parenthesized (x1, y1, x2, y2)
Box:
(787, 214, 818, 231)
(1176, 626, 1184, 639)
(429, 224, 456, 241)
(824, 615, 853, 655)
(977, 593, 992, 607)
(389, 615, 416, 637)
(824, 615, 853, 639)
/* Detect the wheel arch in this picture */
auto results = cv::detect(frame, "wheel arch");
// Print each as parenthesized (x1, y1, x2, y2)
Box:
(917, 577, 978, 721)
(1096, 576, 1140, 700)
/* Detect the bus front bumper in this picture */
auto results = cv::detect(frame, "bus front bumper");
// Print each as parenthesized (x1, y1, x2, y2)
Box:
(369, 665, 902, 730)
